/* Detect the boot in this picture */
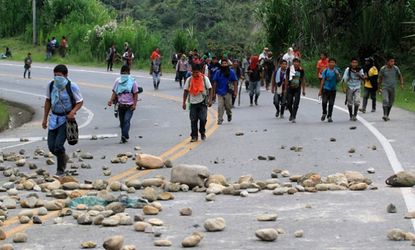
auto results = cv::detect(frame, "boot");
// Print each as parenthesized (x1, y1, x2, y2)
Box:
(382, 106, 388, 121)
(348, 105, 353, 120)
(56, 153, 68, 176)
(254, 95, 259, 106)
(28, 72, 31, 79)
(372, 100, 376, 112)
(353, 105, 359, 121)
(249, 95, 253, 106)
(386, 106, 392, 120)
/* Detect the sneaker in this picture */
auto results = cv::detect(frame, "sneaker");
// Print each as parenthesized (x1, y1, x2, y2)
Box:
(280, 114, 284, 119)
(321, 114, 326, 121)
(201, 134, 206, 141)
(352, 116, 357, 122)
(227, 115, 232, 122)
(289, 116, 293, 122)
(255, 101, 258, 106)
(327, 117, 333, 123)
(217, 120, 223, 125)
(190, 137, 198, 142)
(120, 136, 128, 143)
(359, 108, 366, 113)
(292, 119, 296, 123)
(275, 112, 279, 118)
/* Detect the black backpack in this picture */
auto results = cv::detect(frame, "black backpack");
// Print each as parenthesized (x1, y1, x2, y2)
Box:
(49, 80, 76, 110)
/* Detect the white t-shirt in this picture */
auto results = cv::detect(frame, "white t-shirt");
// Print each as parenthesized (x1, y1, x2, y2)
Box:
(184, 76, 212, 104)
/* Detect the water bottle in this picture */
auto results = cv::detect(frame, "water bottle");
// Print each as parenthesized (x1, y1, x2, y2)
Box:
(113, 103, 119, 118)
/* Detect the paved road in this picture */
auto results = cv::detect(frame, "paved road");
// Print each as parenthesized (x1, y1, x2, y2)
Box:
(0, 61, 414, 249)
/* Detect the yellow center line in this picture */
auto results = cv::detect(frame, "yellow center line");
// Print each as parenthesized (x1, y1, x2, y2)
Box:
(0, 71, 220, 238)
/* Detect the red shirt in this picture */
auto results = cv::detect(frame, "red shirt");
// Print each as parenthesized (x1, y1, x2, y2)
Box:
(317, 59, 329, 78)
(150, 51, 159, 61)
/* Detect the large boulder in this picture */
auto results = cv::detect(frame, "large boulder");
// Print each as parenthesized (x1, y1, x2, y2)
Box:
(135, 154, 164, 169)
(171, 164, 210, 188)
(386, 171, 415, 187)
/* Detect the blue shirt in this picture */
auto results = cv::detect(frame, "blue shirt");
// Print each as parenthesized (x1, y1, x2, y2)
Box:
(46, 80, 83, 130)
(213, 69, 237, 96)
(322, 68, 338, 91)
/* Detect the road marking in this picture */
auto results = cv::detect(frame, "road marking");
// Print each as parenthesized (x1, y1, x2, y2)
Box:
(0, 134, 118, 143)
(302, 96, 415, 230)
(0, 62, 175, 81)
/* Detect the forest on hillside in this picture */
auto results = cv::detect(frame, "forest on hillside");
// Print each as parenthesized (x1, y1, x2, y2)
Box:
(0, 0, 414, 65)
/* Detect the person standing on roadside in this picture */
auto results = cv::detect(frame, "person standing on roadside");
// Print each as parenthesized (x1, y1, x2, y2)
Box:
(106, 43, 117, 72)
(378, 56, 404, 121)
(182, 63, 212, 142)
(319, 58, 341, 123)
(150, 54, 162, 90)
(23, 53, 32, 79)
(60, 36, 68, 57)
(123, 48, 134, 68)
(248, 55, 261, 106)
(342, 58, 364, 121)
(360, 57, 379, 113)
(213, 59, 238, 125)
(107, 65, 139, 143)
(271, 60, 288, 118)
(285, 58, 306, 123)
(42, 65, 83, 177)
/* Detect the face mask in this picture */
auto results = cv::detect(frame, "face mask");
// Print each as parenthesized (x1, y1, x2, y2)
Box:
(120, 74, 130, 82)
(54, 76, 68, 90)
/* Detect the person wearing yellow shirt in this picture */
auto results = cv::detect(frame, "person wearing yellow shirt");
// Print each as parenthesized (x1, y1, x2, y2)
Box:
(360, 57, 378, 113)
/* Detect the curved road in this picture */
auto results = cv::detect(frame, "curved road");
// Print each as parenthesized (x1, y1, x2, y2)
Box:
(0, 61, 414, 249)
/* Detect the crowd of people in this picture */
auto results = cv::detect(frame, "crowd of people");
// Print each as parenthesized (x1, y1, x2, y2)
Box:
(40, 44, 405, 176)
(46, 36, 68, 60)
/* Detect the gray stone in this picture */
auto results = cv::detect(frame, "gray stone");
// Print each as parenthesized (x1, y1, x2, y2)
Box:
(19, 215, 31, 224)
(180, 207, 192, 216)
(103, 235, 124, 250)
(106, 202, 125, 214)
(125, 179, 142, 189)
(255, 228, 278, 241)
(203, 217, 226, 232)
(93, 180, 108, 190)
(154, 239, 172, 247)
(256, 214, 278, 222)
(77, 213, 93, 225)
(80, 153, 94, 160)
(294, 230, 304, 238)
(3, 198, 16, 209)
(387, 203, 397, 213)
(141, 178, 165, 188)
(182, 232, 204, 247)
(102, 217, 119, 227)
(13, 232, 28, 243)
(37, 207, 48, 216)
(141, 187, 158, 202)
(205, 193, 216, 201)
(387, 228, 406, 241)
(171, 164, 210, 188)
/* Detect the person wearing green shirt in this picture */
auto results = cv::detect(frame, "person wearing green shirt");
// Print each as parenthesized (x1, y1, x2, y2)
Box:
(378, 56, 404, 121)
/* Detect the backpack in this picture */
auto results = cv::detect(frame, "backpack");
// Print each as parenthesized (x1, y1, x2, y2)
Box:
(49, 80, 76, 111)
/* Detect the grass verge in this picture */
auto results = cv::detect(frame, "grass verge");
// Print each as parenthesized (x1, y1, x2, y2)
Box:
(0, 101, 9, 131)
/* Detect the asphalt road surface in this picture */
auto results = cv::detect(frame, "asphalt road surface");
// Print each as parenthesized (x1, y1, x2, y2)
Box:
(0, 61, 414, 250)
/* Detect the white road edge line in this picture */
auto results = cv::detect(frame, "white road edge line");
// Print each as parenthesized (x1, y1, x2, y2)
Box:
(0, 62, 175, 81)
(302, 96, 415, 230)
(0, 88, 95, 150)
(0, 134, 118, 143)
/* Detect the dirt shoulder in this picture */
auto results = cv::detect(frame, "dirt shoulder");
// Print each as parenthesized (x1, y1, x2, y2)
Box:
(0, 99, 34, 132)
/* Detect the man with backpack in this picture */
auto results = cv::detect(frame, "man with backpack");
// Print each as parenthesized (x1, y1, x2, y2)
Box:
(271, 60, 288, 118)
(107, 65, 140, 143)
(319, 58, 341, 123)
(182, 63, 212, 142)
(378, 56, 404, 121)
(150, 55, 162, 90)
(284, 58, 306, 123)
(213, 59, 238, 125)
(23, 52, 32, 79)
(342, 58, 364, 121)
(42, 65, 83, 177)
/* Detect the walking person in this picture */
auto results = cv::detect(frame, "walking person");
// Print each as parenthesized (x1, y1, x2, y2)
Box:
(263, 52, 275, 91)
(316, 53, 329, 84)
(182, 63, 213, 142)
(60, 36, 68, 57)
(360, 57, 379, 113)
(232, 60, 242, 107)
(248, 55, 261, 106)
(378, 56, 404, 121)
(23, 53, 32, 79)
(271, 60, 288, 118)
(107, 65, 139, 143)
(342, 58, 364, 121)
(45, 40, 53, 60)
(242, 55, 250, 91)
(42, 65, 83, 177)
(150, 55, 162, 90)
(282, 47, 295, 67)
(176, 55, 189, 88)
(284, 58, 306, 123)
(106, 43, 117, 72)
(122, 48, 134, 68)
(319, 58, 341, 123)
(212, 59, 238, 125)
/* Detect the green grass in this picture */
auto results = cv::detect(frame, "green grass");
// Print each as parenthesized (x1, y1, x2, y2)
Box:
(0, 37, 176, 73)
(0, 101, 9, 131)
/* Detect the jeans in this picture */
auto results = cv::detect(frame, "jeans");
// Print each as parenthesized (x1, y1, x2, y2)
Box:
(23, 68, 31, 78)
(249, 81, 261, 97)
(382, 87, 395, 108)
(118, 106, 134, 140)
(152, 72, 161, 89)
(217, 93, 232, 122)
(189, 102, 207, 138)
(322, 90, 336, 117)
(273, 93, 286, 116)
(47, 123, 67, 174)
(362, 87, 377, 111)
(286, 87, 301, 118)
(178, 71, 187, 87)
